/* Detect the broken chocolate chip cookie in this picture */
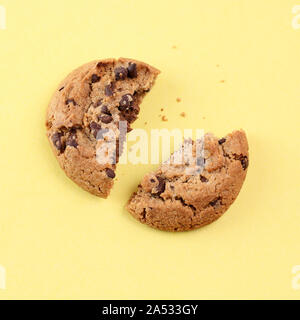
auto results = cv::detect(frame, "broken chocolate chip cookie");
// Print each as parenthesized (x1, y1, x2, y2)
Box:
(126, 130, 249, 231)
(46, 58, 160, 198)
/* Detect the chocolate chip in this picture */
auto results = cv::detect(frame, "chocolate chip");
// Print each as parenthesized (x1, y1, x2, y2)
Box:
(90, 123, 109, 140)
(105, 83, 114, 96)
(114, 67, 128, 80)
(150, 178, 156, 183)
(101, 105, 111, 115)
(118, 94, 133, 111)
(209, 198, 219, 207)
(91, 74, 100, 83)
(96, 61, 106, 68)
(105, 168, 115, 179)
(66, 130, 78, 148)
(234, 154, 249, 170)
(59, 86, 64, 91)
(119, 104, 140, 124)
(99, 114, 113, 124)
(94, 99, 103, 108)
(127, 63, 137, 78)
(218, 138, 226, 145)
(90, 122, 102, 138)
(240, 156, 249, 170)
(154, 176, 166, 195)
(200, 175, 208, 182)
(90, 122, 101, 130)
(51, 132, 65, 153)
(65, 99, 76, 106)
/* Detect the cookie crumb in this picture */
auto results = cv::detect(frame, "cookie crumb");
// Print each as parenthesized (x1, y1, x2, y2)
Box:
(161, 108, 164, 112)
(172, 45, 177, 49)
(144, 122, 147, 125)
(220, 80, 225, 83)
(180, 112, 186, 118)
(161, 116, 168, 122)
(176, 97, 181, 103)
(216, 64, 220, 67)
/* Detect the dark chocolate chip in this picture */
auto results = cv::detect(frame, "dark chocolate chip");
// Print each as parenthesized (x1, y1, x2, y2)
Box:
(96, 61, 106, 68)
(155, 176, 166, 195)
(51, 132, 65, 153)
(91, 74, 100, 83)
(218, 138, 226, 145)
(90, 122, 109, 140)
(241, 156, 249, 170)
(66, 130, 78, 148)
(118, 94, 133, 111)
(120, 105, 140, 124)
(90, 122, 101, 130)
(141, 208, 147, 220)
(200, 175, 208, 182)
(150, 178, 156, 183)
(65, 99, 77, 106)
(99, 114, 113, 124)
(105, 83, 114, 96)
(90, 122, 101, 138)
(234, 154, 249, 170)
(114, 67, 128, 80)
(209, 198, 219, 207)
(127, 63, 137, 78)
(95, 99, 103, 108)
(90, 122, 102, 138)
(59, 86, 64, 91)
(105, 168, 115, 179)
(101, 105, 111, 115)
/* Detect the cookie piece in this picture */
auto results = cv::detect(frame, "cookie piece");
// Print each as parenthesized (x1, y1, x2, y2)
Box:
(127, 130, 249, 231)
(46, 58, 160, 198)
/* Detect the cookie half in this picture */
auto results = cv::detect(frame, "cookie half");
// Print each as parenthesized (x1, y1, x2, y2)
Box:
(46, 58, 160, 198)
(127, 130, 249, 231)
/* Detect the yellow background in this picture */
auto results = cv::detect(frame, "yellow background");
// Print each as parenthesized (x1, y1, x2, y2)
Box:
(0, 0, 299, 300)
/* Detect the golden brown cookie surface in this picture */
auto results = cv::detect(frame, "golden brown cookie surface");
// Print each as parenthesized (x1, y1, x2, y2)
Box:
(127, 130, 249, 231)
(46, 58, 160, 198)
